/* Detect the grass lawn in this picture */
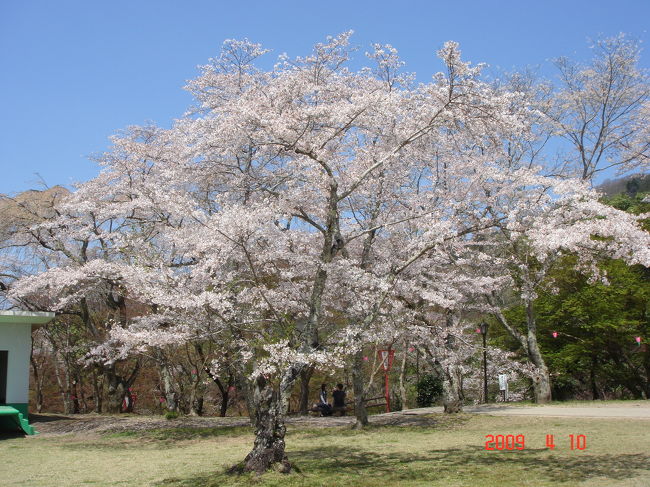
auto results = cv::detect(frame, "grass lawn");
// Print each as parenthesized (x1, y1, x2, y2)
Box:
(2, 413, 650, 487)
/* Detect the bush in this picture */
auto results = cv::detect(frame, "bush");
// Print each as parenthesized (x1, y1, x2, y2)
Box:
(392, 392, 402, 411)
(416, 374, 444, 407)
(165, 411, 179, 420)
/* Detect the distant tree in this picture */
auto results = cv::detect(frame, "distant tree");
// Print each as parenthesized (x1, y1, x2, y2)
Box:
(500, 191, 650, 400)
(1, 186, 144, 413)
(603, 190, 650, 227)
(486, 186, 650, 403)
(597, 173, 650, 197)
(0, 187, 69, 306)
(530, 257, 649, 399)
(550, 35, 650, 181)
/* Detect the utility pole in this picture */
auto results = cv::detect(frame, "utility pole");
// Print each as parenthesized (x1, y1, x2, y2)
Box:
(480, 322, 489, 403)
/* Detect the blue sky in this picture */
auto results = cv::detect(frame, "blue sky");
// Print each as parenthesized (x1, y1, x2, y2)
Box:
(1, 0, 649, 194)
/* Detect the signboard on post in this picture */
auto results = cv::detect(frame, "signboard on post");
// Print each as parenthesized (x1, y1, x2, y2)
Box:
(379, 349, 395, 372)
(498, 374, 509, 402)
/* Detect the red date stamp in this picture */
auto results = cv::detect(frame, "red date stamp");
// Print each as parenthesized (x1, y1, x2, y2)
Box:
(485, 434, 525, 450)
(485, 434, 587, 450)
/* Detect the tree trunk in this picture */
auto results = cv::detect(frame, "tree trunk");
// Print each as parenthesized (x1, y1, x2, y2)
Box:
(590, 355, 602, 400)
(219, 386, 230, 417)
(191, 396, 204, 416)
(78, 373, 88, 413)
(105, 367, 127, 413)
(298, 366, 314, 415)
(352, 350, 368, 428)
(443, 365, 464, 409)
(238, 369, 298, 474)
(442, 312, 464, 412)
(53, 354, 72, 414)
(526, 301, 552, 404)
(224, 375, 236, 416)
(531, 363, 552, 404)
(92, 368, 103, 413)
(29, 342, 44, 414)
(156, 352, 178, 412)
(188, 372, 204, 416)
(492, 298, 551, 403)
(209, 374, 234, 417)
(70, 378, 81, 414)
(642, 354, 650, 400)
(104, 362, 140, 413)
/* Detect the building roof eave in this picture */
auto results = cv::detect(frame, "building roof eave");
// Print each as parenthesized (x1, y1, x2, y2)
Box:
(0, 310, 55, 326)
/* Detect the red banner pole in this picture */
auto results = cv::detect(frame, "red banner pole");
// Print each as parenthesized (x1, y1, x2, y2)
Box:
(385, 372, 390, 413)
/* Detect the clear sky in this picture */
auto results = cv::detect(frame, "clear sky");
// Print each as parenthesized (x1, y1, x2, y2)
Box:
(1, 0, 649, 194)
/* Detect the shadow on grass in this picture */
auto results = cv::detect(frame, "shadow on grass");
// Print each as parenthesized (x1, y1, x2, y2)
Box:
(156, 443, 650, 486)
(0, 431, 26, 441)
(291, 414, 470, 440)
(108, 425, 253, 441)
(293, 445, 650, 482)
(59, 425, 253, 452)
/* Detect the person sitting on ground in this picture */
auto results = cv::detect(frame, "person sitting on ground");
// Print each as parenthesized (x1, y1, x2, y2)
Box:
(316, 383, 332, 416)
(332, 383, 346, 415)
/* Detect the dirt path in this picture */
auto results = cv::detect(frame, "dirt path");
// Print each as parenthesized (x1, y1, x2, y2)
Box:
(29, 413, 251, 436)
(29, 409, 440, 436)
(28, 401, 650, 436)
(464, 403, 650, 419)
(401, 402, 650, 419)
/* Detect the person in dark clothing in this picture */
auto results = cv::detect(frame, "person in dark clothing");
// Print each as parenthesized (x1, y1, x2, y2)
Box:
(316, 383, 332, 416)
(332, 383, 346, 407)
(332, 383, 346, 415)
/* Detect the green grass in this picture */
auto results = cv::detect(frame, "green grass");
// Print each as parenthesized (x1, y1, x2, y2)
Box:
(2, 413, 650, 486)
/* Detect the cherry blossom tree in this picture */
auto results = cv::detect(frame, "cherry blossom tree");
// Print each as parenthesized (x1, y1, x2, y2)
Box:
(551, 35, 650, 181)
(3, 183, 149, 413)
(10, 33, 650, 475)
(485, 180, 650, 403)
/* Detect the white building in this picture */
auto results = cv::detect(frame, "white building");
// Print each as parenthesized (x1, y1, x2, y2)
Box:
(0, 310, 54, 434)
